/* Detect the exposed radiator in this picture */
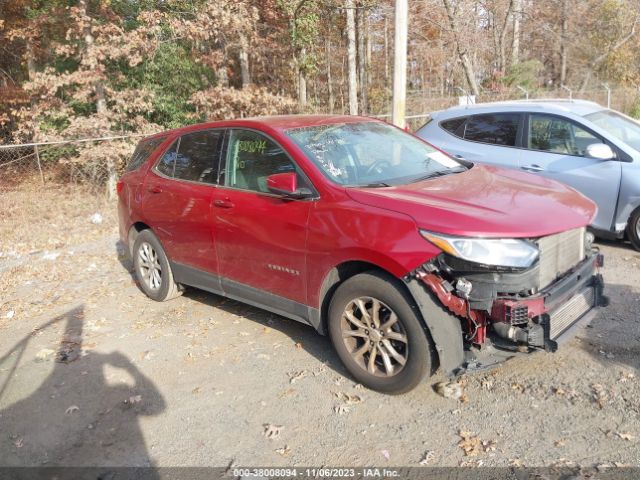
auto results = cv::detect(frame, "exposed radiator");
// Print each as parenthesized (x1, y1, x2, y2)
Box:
(549, 287, 595, 339)
(537, 227, 586, 289)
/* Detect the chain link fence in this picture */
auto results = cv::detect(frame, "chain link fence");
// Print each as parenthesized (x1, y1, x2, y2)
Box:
(0, 135, 145, 195)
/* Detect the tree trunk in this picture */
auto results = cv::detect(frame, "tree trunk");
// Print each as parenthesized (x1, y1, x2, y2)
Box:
(346, 0, 358, 115)
(442, 0, 480, 96)
(510, 0, 521, 66)
(384, 17, 389, 85)
(559, 0, 568, 85)
(79, 0, 106, 114)
(298, 47, 307, 108)
(327, 41, 334, 113)
(238, 34, 251, 87)
(26, 39, 36, 81)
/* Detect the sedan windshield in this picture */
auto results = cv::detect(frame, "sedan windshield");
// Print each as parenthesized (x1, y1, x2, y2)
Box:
(584, 110, 640, 152)
(286, 121, 465, 187)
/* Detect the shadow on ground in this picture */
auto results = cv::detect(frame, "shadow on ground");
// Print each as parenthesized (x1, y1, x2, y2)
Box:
(0, 306, 165, 471)
(115, 240, 348, 380)
(577, 282, 640, 373)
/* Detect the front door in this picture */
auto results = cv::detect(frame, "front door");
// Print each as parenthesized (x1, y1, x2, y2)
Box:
(141, 129, 224, 273)
(519, 113, 622, 232)
(212, 128, 314, 311)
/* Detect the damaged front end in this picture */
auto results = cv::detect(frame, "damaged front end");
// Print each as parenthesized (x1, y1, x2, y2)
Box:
(408, 227, 608, 376)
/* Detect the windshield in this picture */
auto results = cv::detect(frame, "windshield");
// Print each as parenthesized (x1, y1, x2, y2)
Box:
(584, 110, 640, 152)
(285, 121, 464, 187)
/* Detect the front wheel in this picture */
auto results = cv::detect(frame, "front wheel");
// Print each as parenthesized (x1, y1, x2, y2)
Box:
(328, 271, 433, 394)
(628, 209, 640, 251)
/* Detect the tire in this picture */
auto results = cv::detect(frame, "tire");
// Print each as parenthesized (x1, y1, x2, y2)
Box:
(132, 229, 182, 302)
(328, 271, 432, 394)
(627, 209, 640, 251)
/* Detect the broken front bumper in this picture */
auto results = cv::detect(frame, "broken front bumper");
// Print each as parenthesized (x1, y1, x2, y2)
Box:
(411, 251, 608, 375)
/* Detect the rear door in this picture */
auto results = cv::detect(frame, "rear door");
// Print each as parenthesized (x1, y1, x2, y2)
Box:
(438, 112, 523, 166)
(212, 128, 314, 311)
(519, 113, 621, 231)
(141, 129, 224, 274)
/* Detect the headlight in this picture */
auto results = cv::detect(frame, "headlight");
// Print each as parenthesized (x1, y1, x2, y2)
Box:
(420, 230, 539, 268)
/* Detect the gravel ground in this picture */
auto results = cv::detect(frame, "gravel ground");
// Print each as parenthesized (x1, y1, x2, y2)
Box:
(0, 186, 639, 470)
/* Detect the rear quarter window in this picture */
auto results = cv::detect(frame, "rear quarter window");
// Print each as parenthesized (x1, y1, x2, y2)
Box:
(126, 136, 166, 172)
(440, 113, 520, 147)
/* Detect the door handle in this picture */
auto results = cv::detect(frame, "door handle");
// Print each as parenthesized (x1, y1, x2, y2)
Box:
(453, 154, 465, 160)
(521, 164, 545, 172)
(213, 198, 234, 209)
(147, 185, 163, 194)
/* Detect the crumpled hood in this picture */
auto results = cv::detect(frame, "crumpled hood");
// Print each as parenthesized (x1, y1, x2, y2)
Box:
(346, 164, 596, 238)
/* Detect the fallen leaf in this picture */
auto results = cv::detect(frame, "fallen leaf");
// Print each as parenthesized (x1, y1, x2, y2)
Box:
(294, 342, 302, 349)
(288, 370, 307, 384)
(65, 405, 79, 415)
(434, 381, 463, 401)
(13, 437, 24, 448)
(334, 405, 351, 415)
(419, 450, 436, 465)
(334, 391, 363, 405)
(35, 348, 55, 361)
(263, 424, 283, 439)
(275, 445, 291, 456)
(616, 432, 635, 441)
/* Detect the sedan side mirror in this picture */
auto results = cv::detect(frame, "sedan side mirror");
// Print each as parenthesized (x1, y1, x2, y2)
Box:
(266, 172, 313, 199)
(585, 143, 615, 160)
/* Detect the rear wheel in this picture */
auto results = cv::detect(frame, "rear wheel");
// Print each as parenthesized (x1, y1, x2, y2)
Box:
(628, 209, 640, 251)
(328, 271, 432, 394)
(132, 229, 182, 302)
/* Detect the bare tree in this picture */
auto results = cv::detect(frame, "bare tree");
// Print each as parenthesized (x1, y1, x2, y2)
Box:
(442, 0, 480, 96)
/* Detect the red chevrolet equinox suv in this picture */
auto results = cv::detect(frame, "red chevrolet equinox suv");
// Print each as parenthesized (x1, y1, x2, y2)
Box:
(118, 115, 607, 394)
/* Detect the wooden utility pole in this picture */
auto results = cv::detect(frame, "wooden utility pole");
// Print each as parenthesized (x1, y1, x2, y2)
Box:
(346, 0, 358, 115)
(392, 0, 408, 128)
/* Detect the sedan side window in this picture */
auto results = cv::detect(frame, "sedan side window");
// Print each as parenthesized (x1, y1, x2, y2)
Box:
(462, 113, 520, 146)
(225, 129, 300, 193)
(528, 114, 601, 156)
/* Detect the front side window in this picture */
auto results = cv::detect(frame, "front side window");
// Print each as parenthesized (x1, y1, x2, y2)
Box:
(224, 129, 298, 193)
(528, 114, 600, 156)
(286, 121, 464, 187)
(462, 113, 520, 146)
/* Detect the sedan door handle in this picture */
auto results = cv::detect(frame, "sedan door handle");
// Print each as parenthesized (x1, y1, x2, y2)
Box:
(521, 164, 545, 172)
(453, 154, 465, 160)
(213, 198, 234, 209)
(147, 185, 163, 194)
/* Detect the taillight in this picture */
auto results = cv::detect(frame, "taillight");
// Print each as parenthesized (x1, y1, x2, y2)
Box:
(117, 181, 124, 194)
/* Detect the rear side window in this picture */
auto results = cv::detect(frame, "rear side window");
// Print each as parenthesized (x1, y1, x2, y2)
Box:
(154, 130, 224, 184)
(463, 113, 520, 146)
(440, 117, 467, 137)
(173, 130, 224, 183)
(126, 136, 166, 172)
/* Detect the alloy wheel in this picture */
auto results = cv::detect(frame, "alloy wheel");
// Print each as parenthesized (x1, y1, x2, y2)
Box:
(340, 296, 408, 377)
(137, 241, 162, 291)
